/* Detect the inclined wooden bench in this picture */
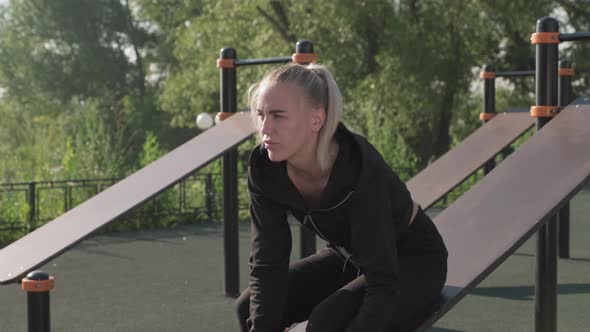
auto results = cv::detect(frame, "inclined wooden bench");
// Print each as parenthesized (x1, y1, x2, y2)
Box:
(0, 112, 254, 284)
(411, 100, 590, 330)
(407, 109, 534, 209)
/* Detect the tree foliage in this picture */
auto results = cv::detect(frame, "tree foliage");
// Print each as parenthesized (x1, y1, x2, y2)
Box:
(1, 0, 589, 184)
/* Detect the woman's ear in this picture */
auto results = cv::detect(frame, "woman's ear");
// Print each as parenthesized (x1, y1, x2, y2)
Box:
(310, 108, 326, 133)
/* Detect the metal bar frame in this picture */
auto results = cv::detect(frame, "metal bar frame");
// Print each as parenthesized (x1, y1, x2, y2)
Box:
(219, 46, 240, 297)
(219, 40, 318, 297)
(558, 60, 574, 259)
(496, 70, 535, 77)
(534, 16, 559, 332)
(234, 56, 292, 66)
(480, 66, 535, 175)
(481, 64, 496, 174)
(559, 32, 590, 42)
(24, 271, 52, 332)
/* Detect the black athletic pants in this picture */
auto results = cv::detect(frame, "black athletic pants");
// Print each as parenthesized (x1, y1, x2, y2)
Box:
(236, 247, 447, 332)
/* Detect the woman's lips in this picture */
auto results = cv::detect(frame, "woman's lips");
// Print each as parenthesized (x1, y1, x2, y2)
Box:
(263, 141, 276, 149)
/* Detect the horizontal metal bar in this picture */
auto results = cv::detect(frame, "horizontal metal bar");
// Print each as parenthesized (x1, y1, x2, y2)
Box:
(234, 56, 292, 66)
(0, 188, 28, 193)
(0, 178, 116, 187)
(496, 70, 535, 78)
(505, 107, 531, 113)
(560, 32, 590, 42)
(1, 173, 221, 188)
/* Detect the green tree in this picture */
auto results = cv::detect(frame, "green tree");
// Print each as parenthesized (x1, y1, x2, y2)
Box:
(0, 0, 194, 182)
(558, 0, 590, 97)
(0, 0, 151, 102)
(136, 0, 567, 173)
(2, 0, 589, 182)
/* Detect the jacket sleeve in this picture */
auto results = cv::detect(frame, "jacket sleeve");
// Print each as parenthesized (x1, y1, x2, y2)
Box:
(247, 171, 291, 332)
(345, 172, 412, 330)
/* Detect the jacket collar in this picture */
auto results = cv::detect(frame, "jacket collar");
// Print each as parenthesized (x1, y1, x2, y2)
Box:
(248, 122, 375, 210)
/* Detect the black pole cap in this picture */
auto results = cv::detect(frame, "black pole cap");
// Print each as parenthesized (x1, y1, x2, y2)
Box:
(219, 47, 236, 59)
(480, 64, 495, 79)
(559, 60, 571, 68)
(295, 40, 314, 54)
(536, 17, 559, 32)
(26, 271, 49, 281)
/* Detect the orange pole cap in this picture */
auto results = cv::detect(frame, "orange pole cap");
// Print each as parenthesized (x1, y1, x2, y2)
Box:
(479, 113, 496, 121)
(531, 32, 560, 44)
(22, 276, 55, 293)
(530, 105, 560, 118)
(216, 59, 235, 68)
(558, 68, 575, 76)
(216, 112, 235, 122)
(479, 71, 496, 79)
(292, 53, 318, 64)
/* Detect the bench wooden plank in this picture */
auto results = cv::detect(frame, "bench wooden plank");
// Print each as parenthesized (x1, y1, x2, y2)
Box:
(0, 112, 255, 284)
(415, 101, 590, 330)
(407, 112, 534, 209)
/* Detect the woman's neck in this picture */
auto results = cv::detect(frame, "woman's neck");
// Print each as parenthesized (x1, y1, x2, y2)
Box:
(287, 138, 339, 182)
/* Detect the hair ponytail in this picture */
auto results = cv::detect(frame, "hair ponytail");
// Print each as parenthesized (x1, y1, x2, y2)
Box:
(305, 64, 343, 173)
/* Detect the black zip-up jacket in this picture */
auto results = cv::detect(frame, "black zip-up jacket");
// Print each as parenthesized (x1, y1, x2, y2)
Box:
(247, 122, 447, 331)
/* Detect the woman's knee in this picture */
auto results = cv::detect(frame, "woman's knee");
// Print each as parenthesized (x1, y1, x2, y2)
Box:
(306, 289, 359, 332)
(306, 305, 342, 332)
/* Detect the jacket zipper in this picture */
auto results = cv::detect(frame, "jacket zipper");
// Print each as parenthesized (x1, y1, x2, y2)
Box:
(302, 191, 354, 241)
(301, 191, 361, 276)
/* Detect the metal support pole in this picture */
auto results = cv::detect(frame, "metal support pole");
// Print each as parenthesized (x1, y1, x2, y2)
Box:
(533, 17, 559, 332)
(558, 60, 574, 259)
(63, 186, 71, 212)
(481, 64, 496, 174)
(205, 173, 214, 221)
(558, 203, 570, 258)
(179, 179, 185, 212)
(28, 182, 36, 231)
(293, 40, 319, 259)
(22, 271, 54, 332)
(219, 47, 240, 297)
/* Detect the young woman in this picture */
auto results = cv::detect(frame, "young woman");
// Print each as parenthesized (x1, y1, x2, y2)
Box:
(236, 63, 447, 332)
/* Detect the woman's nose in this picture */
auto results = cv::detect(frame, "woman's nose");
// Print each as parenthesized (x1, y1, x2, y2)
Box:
(260, 117, 272, 135)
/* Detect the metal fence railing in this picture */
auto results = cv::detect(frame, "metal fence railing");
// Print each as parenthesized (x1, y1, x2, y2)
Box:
(6, 135, 578, 240)
(0, 172, 250, 234)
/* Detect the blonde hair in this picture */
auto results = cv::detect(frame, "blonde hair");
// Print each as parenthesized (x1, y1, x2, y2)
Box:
(247, 63, 343, 173)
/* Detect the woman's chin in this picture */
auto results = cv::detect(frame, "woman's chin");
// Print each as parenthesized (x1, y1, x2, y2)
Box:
(267, 151, 285, 162)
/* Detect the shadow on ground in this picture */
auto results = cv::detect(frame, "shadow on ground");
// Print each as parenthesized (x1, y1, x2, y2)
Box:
(429, 327, 464, 332)
(471, 283, 590, 301)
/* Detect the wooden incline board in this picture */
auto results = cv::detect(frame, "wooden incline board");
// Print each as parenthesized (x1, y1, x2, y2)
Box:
(0, 112, 255, 284)
(407, 112, 534, 209)
(417, 99, 590, 330)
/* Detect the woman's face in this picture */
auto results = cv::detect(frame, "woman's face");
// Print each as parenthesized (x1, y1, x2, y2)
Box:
(255, 82, 324, 162)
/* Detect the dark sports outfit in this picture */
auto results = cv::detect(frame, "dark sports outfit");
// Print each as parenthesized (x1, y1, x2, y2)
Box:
(237, 123, 447, 332)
